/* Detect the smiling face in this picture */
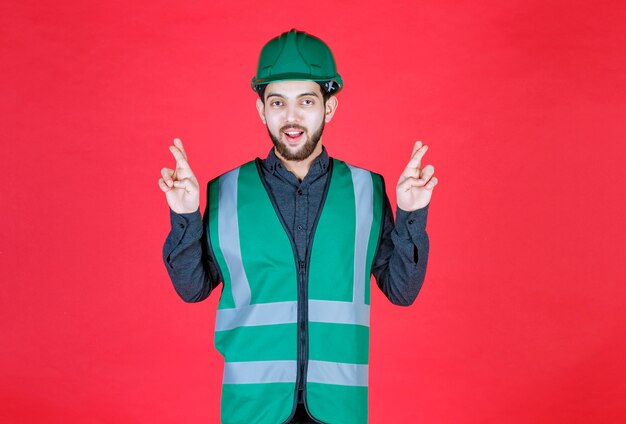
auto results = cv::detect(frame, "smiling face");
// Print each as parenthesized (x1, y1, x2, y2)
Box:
(256, 80, 338, 162)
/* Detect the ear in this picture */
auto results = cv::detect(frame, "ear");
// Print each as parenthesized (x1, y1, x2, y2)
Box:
(324, 96, 339, 123)
(256, 98, 266, 124)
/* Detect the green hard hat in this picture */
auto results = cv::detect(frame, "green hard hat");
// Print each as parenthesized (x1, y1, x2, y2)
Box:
(251, 29, 343, 94)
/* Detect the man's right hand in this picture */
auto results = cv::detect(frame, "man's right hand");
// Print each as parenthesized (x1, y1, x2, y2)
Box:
(158, 138, 200, 214)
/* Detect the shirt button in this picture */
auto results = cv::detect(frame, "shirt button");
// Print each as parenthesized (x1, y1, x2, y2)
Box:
(408, 219, 414, 225)
(297, 189, 303, 195)
(297, 225, 303, 231)
(178, 223, 185, 228)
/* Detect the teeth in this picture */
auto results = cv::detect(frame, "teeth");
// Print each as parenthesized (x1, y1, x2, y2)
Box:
(286, 132, 302, 136)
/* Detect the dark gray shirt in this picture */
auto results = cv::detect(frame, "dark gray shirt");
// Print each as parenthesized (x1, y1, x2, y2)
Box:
(162, 147, 429, 306)
(162, 147, 430, 422)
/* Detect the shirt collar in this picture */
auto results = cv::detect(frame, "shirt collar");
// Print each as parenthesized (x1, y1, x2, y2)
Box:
(263, 146, 330, 176)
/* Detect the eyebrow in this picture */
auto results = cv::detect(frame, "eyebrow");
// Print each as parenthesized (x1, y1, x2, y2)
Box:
(266, 91, 321, 99)
(297, 91, 321, 99)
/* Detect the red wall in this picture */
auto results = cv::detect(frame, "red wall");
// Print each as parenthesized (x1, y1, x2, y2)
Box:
(2, 0, 625, 422)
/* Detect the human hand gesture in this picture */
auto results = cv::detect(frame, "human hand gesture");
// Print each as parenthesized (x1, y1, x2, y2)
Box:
(158, 138, 200, 214)
(396, 141, 438, 211)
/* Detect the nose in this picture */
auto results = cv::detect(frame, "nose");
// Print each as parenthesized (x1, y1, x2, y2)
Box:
(285, 103, 300, 123)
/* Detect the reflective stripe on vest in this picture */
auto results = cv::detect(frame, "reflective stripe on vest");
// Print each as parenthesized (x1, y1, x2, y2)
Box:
(207, 159, 383, 424)
(223, 360, 368, 387)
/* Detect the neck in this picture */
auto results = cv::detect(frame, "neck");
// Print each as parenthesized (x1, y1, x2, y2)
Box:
(274, 141, 324, 181)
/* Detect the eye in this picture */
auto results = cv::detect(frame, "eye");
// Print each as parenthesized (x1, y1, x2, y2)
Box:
(270, 100, 283, 107)
(302, 98, 314, 105)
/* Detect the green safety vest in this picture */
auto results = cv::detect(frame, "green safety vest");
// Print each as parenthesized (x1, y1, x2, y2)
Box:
(206, 158, 384, 424)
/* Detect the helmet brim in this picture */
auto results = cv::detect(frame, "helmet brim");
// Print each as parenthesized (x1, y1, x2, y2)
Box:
(251, 73, 343, 94)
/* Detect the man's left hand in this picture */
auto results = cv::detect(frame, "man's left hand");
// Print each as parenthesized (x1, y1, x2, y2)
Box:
(396, 141, 438, 211)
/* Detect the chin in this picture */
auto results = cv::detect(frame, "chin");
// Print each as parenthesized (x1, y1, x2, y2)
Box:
(268, 126, 322, 162)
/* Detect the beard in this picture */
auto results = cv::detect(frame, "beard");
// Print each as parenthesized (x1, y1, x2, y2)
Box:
(267, 120, 325, 161)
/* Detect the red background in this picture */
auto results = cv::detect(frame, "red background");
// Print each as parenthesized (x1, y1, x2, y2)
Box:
(2, 0, 625, 423)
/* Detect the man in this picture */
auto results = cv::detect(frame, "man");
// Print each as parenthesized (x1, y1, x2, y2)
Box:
(159, 29, 438, 424)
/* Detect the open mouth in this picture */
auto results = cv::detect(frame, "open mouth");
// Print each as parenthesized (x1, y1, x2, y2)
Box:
(283, 129, 305, 144)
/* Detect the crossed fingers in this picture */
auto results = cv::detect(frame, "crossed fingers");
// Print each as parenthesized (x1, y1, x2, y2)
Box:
(169, 138, 190, 168)
(399, 141, 438, 190)
(158, 138, 193, 192)
(402, 141, 428, 179)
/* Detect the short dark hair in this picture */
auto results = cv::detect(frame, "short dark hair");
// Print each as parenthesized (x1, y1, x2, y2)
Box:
(257, 82, 333, 104)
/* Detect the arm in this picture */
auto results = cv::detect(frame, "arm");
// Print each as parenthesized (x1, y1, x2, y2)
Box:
(372, 140, 438, 306)
(371, 192, 429, 306)
(162, 205, 222, 303)
(158, 138, 222, 302)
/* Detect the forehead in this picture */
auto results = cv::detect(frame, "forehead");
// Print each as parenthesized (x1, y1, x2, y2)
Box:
(265, 80, 322, 98)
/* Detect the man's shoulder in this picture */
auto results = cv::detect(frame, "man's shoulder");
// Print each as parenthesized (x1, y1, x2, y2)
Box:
(208, 159, 259, 184)
(330, 157, 383, 179)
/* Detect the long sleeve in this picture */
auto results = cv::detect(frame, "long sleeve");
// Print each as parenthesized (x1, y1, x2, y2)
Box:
(162, 206, 222, 303)
(371, 190, 430, 306)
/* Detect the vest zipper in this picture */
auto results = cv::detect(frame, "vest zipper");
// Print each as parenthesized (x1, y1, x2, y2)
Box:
(255, 158, 333, 424)
(297, 260, 307, 400)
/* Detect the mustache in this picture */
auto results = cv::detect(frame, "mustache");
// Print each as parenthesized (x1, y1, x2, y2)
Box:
(280, 124, 306, 132)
